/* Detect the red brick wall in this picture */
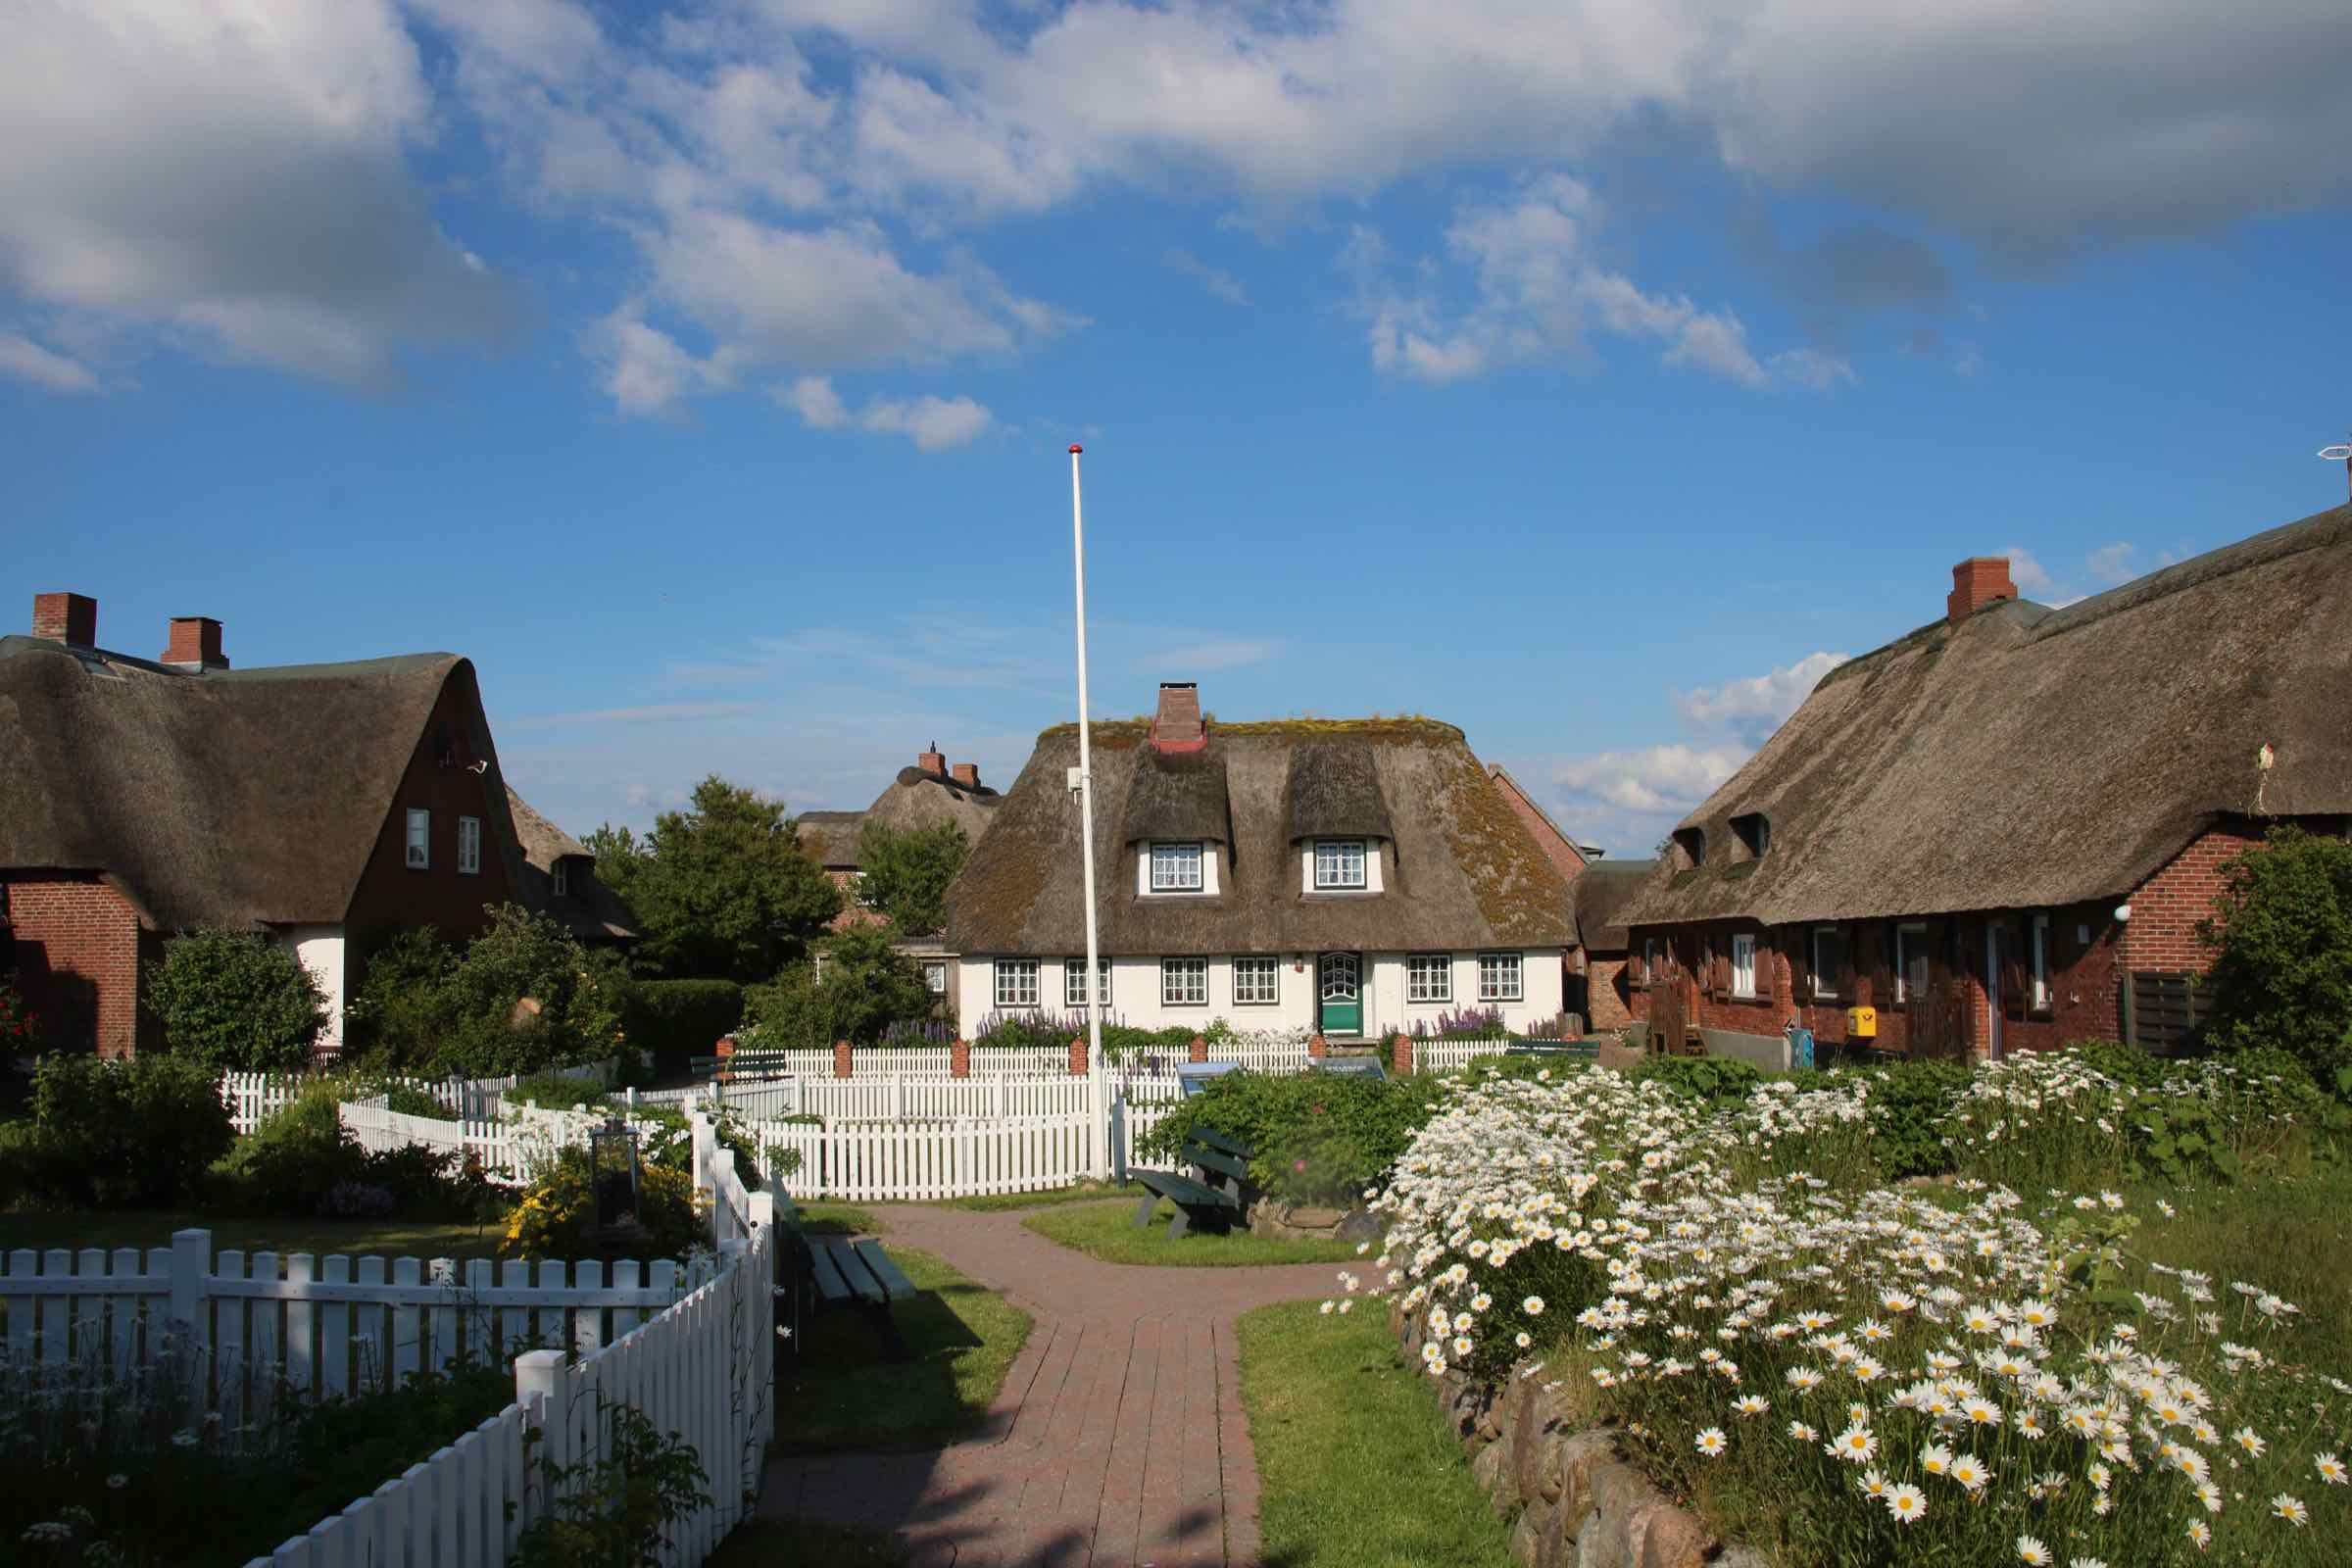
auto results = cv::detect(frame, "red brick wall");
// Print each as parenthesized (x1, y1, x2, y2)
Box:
(344, 670, 514, 970)
(1587, 956, 1635, 1030)
(2122, 823, 2270, 972)
(4, 876, 155, 1057)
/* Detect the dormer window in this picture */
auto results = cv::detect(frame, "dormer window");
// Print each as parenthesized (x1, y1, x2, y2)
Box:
(1312, 839, 1367, 890)
(1150, 842, 1203, 892)
(1731, 812, 1770, 860)
(1672, 827, 1705, 868)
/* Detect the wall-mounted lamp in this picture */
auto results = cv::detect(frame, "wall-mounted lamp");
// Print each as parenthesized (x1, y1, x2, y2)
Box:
(2113, 904, 2132, 923)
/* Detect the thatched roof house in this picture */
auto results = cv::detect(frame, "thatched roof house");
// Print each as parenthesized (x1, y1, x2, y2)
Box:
(0, 591, 600, 1056)
(794, 745, 1002, 877)
(942, 683, 1575, 1039)
(1616, 503, 2352, 1064)
(504, 786, 637, 945)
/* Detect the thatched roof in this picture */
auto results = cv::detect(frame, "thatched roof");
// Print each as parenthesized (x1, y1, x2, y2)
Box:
(1120, 747, 1232, 846)
(1572, 859, 1654, 953)
(794, 810, 866, 870)
(1282, 740, 1394, 844)
(944, 717, 1575, 956)
(0, 636, 495, 929)
(1616, 503, 2352, 930)
(504, 785, 636, 942)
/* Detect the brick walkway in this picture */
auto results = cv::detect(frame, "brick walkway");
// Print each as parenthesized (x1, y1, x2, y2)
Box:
(759, 1201, 1343, 1566)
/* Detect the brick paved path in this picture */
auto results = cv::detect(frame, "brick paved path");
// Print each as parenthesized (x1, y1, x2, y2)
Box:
(759, 1201, 1343, 1566)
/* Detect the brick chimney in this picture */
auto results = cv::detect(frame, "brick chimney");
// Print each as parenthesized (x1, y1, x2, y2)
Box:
(950, 761, 979, 788)
(31, 592, 97, 647)
(162, 616, 230, 672)
(917, 741, 946, 777)
(1149, 681, 1206, 754)
(1946, 557, 2017, 627)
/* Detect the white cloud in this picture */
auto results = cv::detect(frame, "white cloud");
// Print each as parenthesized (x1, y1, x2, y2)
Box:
(1163, 249, 1250, 306)
(2086, 542, 2138, 586)
(0, 1, 519, 387)
(1671, 652, 1848, 746)
(2000, 546, 2057, 599)
(1767, 346, 1857, 390)
(0, 331, 99, 394)
(779, 375, 994, 450)
(1553, 743, 1752, 818)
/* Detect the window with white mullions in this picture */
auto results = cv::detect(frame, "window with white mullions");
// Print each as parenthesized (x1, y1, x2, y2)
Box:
(1477, 952, 1522, 1003)
(995, 959, 1039, 1007)
(1406, 954, 1452, 1003)
(1064, 957, 1112, 1008)
(1232, 956, 1279, 1005)
(1894, 923, 1928, 1004)
(1161, 956, 1208, 1005)
(405, 808, 430, 869)
(2031, 913, 2050, 1011)
(458, 815, 482, 876)
(1731, 933, 1757, 998)
(1313, 839, 1367, 890)
(1151, 842, 1203, 891)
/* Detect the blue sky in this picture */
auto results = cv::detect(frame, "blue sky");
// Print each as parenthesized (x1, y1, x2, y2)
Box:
(6, 1, 2350, 855)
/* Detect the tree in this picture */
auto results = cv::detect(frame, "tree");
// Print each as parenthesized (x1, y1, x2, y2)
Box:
(743, 923, 934, 1048)
(582, 821, 650, 911)
(2198, 825, 2352, 1080)
(856, 819, 969, 936)
(346, 906, 630, 1078)
(146, 928, 329, 1070)
(613, 777, 842, 983)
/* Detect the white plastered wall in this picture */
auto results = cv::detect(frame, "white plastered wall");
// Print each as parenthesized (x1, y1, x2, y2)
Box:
(280, 923, 347, 1052)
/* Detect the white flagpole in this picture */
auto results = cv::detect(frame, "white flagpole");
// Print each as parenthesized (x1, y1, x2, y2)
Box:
(1069, 444, 1109, 1181)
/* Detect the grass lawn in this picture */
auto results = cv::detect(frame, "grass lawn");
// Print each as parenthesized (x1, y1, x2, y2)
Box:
(2131, 1158, 2352, 1338)
(776, 1243, 1032, 1453)
(944, 1180, 1134, 1212)
(1022, 1198, 1368, 1267)
(800, 1201, 881, 1236)
(1239, 1298, 1513, 1568)
(0, 1208, 510, 1261)
(707, 1518, 909, 1566)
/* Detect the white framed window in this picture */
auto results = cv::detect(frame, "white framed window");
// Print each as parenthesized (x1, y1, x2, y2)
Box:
(1811, 926, 1845, 999)
(1150, 842, 1203, 892)
(994, 959, 1039, 1008)
(1064, 956, 1112, 1008)
(458, 815, 482, 876)
(1161, 956, 1208, 1005)
(2031, 913, 2050, 1011)
(405, 808, 430, 869)
(923, 961, 948, 996)
(1731, 933, 1757, 999)
(1313, 839, 1368, 890)
(1642, 937, 1659, 986)
(1894, 922, 1928, 1004)
(1477, 952, 1523, 1004)
(553, 858, 570, 897)
(1232, 956, 1279, 1005)
(1406, 954, 1452, 1003)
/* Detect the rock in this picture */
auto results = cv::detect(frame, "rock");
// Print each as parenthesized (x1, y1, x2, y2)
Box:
(1338, 1207, 1385, 1244)
(1536, 1433, 1566, 1502)
(1473, 1437, 1519, 1512)
(1509, 1499, 1552, 1566)
(1711, 1548, 1774, 1568)
(1539, 1498, 1579, 1568)
(1633, 1502, 1713, 1568)
(1553, 1431, 1614, 1521)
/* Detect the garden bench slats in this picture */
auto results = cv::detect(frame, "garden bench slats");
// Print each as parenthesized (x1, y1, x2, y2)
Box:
(1186, 1146, 1250, 1186)
(1185, 1126, 1251, 1159)
(773, 1185, 913, 1358)
(806, 1237, 865, 1305)
(1129, 1126, 1255, 1240)
(851, 1240, 917, 1302)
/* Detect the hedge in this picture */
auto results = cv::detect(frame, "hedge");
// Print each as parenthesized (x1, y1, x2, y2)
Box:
(622, 979, 745, 1074)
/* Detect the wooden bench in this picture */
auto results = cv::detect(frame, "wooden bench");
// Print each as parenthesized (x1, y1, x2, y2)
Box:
(774, 1190, 918, 1360)
(1130, 1126, 1255, 1240)
(1503, 1040, 1600, 1063)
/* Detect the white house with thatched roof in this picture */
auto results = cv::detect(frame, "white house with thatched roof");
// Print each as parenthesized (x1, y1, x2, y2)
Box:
(942, 683, 1575, 1040)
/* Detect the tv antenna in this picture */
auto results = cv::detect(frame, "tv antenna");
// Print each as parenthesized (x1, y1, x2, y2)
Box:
(2324, 431, 2352, 501)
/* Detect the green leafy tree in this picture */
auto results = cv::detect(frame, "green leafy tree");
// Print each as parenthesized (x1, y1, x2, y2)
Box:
(146, 927, 329, 1070)
(743, 922, 934, 1048)
(348, 906, 630, 1077)
(2198, 825, 2352, 1080)
(615, 776, 841, 983)
(855, 818, 969, 935)
(581, 822, 650, 912)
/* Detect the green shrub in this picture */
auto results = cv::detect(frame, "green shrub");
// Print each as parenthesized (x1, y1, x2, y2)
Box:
(506, 1072, 612, 1111)
(1138, 1070, 1446, 1201)
(217, 1086, 368, 1214)
(2065, 1035, 2167, 1089)
(146, 928, 328, 1071)
(501, 1145, 701, 1260)
(380, 1082, 455, 1119)
(344, 926, 460, 1065)
(513, 1399, 710, 1568)
(621, 978, 744, 1074)
(2198, 824, 2352, 1079)
(24, 1052, 234, 1207)
(1629, 1054, 1763, 1107)
(742, 924, 931, 1050)
(0, 973, 44, 1054)
(348, 908, 627, 1078)
(1862, 1056, 1971, 1179)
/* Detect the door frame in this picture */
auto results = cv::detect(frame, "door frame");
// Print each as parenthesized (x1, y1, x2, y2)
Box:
(1984, 923, 2004, 1059)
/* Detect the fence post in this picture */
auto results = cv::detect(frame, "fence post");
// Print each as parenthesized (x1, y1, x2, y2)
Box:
(951, 1037, 971, 1078)
(1391, 1032, 1414, 1077)
(1068, 1037, 1087, 1077)
(514, 1348, 569, 1532)
(1309, 1032, 1328, 1059)
(1188, 1034, 1208, 1063)
(169, 1228, 212, 1394)
(1109, 1097, 1128, 1184)
(833, 1040, 854, 1079)
(890, 1076, 906, 1121)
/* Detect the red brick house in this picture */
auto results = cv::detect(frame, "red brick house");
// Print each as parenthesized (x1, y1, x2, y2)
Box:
(0, 592, 607, 1056)
(1615, 504, 2352, 1064)
(1484, 764, 1647, 1031)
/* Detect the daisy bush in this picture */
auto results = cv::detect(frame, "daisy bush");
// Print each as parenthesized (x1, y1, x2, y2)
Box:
(1343, 1065, 2350, 1566)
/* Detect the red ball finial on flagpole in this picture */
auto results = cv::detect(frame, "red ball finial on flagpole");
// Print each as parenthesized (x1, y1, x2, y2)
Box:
(1068, 443, 1083, 454)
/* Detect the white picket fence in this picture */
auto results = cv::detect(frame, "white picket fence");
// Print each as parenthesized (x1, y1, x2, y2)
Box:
(221, 1059, 616, 1136)
(751, 1110, 1103, 1201)
(1411, 1038, 1519, 1072)
(718, 1030, 1325, 1079)
(695, 1071, 1187, 1124)
(334, 1098, 662, 1188)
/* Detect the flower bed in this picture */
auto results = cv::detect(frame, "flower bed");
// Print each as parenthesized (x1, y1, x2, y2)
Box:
(1335, 1055, 2350, 1565)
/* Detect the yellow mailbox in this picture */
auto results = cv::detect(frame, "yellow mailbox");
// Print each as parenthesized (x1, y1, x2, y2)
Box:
(1847, 1005, 1878, 1039)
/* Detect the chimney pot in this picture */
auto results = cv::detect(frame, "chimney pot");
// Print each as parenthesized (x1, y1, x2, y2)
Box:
(1945, 556, 2018, 628)
(1149, 681, 1206, 753)
(31, 592, 97, 647)
(162, 615, 230, 672)
(950, 761, 979, 788)
(917, 742, 947, 777)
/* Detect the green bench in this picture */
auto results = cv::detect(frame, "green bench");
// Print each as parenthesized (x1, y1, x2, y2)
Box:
(1504, 1040, 1600, 1062)
(774, 1189, 918, 1360)
(1131, 1126, 1255, 1239)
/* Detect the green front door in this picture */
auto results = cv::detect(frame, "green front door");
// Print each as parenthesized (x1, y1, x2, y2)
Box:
(1318, 952, 1361, 1035)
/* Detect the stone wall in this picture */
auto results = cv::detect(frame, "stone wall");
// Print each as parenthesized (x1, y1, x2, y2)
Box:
(1390, 1298, 1766, 1568)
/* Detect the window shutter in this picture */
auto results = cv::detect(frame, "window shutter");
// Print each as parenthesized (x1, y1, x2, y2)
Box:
(1868, 924, 1892, 1009)
(2001, 922, 2029, 1021)
(1792, 930, 1811, 1004)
